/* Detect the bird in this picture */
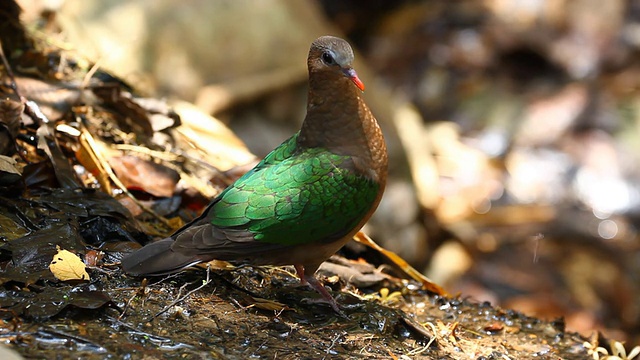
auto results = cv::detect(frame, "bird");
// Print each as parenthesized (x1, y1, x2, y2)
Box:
(122, 35, 388, 313)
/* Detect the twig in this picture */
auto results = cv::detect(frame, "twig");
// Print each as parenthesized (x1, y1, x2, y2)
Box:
(117, 278, 148, 321)
(145, 265, 212, 322)
(0, 38, 23, 100)
(81, 59, 103, 90)
(326, 332, 344, 354)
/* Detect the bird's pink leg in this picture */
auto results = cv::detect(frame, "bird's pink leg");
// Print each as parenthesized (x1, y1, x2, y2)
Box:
(294, 264, 308, 285)
(294, 264, 342, 313)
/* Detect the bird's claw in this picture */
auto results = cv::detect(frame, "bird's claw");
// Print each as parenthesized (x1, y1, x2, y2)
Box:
(301, 296, 347, 317)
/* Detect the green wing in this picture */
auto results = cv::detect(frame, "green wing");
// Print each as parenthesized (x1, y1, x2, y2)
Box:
(210, 133, 379, 246)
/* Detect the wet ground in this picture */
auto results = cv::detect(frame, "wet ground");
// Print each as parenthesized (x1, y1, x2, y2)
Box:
(0, 1, 636, 358)
(1, 263, 590, 359)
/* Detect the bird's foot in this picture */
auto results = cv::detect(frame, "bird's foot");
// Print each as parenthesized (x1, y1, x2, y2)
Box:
(300, 297, 346, 318)
(294, 264, 345, 316)
(302, 274, 345, 316)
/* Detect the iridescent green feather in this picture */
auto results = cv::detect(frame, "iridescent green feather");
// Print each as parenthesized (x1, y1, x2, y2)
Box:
(211, 133, 379, 246)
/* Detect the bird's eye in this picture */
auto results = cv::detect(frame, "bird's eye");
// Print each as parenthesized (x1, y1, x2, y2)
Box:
(322, 52, 336, 65)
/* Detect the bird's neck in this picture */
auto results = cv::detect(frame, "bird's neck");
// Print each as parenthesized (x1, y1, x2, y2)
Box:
(298, 71, 387, 181)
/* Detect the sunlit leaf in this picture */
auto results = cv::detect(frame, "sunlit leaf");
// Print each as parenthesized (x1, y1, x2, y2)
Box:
(49, 247, 90, 281)
(353, 231, 447, 296)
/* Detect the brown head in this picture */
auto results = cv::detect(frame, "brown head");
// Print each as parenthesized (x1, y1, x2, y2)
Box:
(306, 35, 365, 92)
(299, 35, 388, 203)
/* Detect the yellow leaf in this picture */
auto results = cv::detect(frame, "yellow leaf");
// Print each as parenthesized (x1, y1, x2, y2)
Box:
(353, 231, 447, 296)
(248, 296, 290, 312)
(49, 247, 90, 281)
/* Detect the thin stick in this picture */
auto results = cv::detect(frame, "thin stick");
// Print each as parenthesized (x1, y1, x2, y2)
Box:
(145, 265, 212, 322)
(0, 38, 23, 100)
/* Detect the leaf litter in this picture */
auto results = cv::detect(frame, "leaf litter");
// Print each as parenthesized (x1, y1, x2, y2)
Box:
(0, 1, 603, 358)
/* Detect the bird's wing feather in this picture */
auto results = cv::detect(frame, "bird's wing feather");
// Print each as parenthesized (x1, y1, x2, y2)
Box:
(171, 133, 379, 257)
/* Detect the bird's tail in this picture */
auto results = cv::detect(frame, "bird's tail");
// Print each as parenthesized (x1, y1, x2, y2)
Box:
(121, 238, 203, 276)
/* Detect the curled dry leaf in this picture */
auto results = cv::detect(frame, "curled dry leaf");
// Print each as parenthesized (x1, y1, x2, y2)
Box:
(353, 231, 447, 296)
(84, 250, 104, 267)
(108, 155, 179, 198)
(318, 258, 388, 288)
(49, 246, 91, 281)
(246, 296, 291, 312)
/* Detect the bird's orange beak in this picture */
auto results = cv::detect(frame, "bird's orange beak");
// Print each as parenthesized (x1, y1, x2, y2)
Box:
(343, 68, 365, 91)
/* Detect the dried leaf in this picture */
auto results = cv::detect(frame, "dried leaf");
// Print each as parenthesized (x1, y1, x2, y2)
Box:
(49, 247, 90, 281)
(36, 122, 81, 189)
(0, 98, 23, 154)
(108, 155, 179, 197)
(247, 296, 291, 312)
(318, 259, 387, 288)
(12, 77, 80, 120)
(92, 86, 154, 137)
(0, 154, 21, 185)
(199, 260, 235, 271)
(72, 125, 112, 193)
(171, 100, 256, 172)
(353, 231, 447, 296)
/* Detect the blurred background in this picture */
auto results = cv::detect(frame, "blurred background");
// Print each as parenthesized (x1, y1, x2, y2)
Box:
(18, 0, 640, 346)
